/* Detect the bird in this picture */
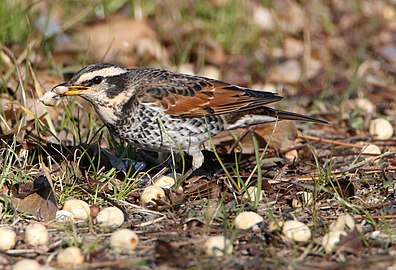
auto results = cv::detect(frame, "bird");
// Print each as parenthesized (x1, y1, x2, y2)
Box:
(40, 63, 328, 172)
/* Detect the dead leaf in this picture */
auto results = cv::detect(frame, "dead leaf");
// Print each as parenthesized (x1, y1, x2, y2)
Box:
(155, 240, 189, 268)
(338, 229, 364, 254)
(184, 175, 221, 199)
(206, 121, 298, 155)
(254, 121, 299, 152)
(261, 179, 276, 194)
(55, 15, 168, 66)
(11, 181, 35, 199)
(11, 176, 58, 221)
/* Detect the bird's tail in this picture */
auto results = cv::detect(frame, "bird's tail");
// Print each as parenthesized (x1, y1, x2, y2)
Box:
(267, 108, 329, 124)
(225, 107, 328, 130)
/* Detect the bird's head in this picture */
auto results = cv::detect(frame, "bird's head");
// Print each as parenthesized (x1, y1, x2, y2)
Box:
(40, 63, 130, 106)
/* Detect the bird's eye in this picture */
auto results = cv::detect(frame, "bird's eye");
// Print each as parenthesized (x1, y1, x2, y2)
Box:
(92, 76, 103, 84)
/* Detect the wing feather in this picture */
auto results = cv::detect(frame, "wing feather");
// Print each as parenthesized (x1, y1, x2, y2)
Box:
(134, 71, 282, 117)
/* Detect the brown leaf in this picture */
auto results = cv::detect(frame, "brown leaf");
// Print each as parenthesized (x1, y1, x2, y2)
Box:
(253, 121, 299, 152)
(206, 121, 298, 155)
(55, 15, 168, 66)
(261, 179, 276, 194)
(155, 240, 189, 268)
(338, 229, 364, 254)
(11, 176, 58, 221)
(184, 175, 221, 199)
(11, 182, 35, 199)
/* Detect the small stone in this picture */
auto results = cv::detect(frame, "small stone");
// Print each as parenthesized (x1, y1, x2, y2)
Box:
(234, 211, 263, 230)
(153, 175, 175, 189)
(203, 236, 233, 257)
(96, 207, 125, 228)
(13, 259, 41, 270)
(90, 205, 100, 219)
(25, 223, 49, 246)
(242, 186, 263, 202)
(57, 247, 84, 267)
(362, 144, 382, 164)
(361, 144, 381, 156)
(369, 118, 394, 140)
(282, 220, 311, 242)
(63, 199, 90, 220)
(140, 186, 165, 204)
(0, 228, 16, 250)
(110, 229, 139, 252)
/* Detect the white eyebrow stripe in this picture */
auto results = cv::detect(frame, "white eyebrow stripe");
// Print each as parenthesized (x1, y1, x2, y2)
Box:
(76, 66, 128, 84)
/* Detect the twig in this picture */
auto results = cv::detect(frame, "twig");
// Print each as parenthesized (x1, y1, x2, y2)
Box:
(119, 200, 166, 216)
(339, 151, 396, 174)
(302, 134, 365, 148)
(135, 216, 167, 227)
(269, 153, 396, 184)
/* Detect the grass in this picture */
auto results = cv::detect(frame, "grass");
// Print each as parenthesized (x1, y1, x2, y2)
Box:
(0, 1, 32, 45)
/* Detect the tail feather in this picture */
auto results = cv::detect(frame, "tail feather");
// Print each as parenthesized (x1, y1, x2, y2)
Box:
(225, 107, 329, 130)
(267, 108, 329, 124)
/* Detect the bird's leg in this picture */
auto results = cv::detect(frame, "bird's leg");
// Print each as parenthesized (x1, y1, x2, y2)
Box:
(190, 149, 205, 169)
(136, 150, 164, 167)
(157, 152, 170, 164)
(182, 149, 204, 180)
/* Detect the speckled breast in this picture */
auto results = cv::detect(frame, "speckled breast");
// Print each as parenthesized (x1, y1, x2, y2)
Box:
(108, 105, 225, 152)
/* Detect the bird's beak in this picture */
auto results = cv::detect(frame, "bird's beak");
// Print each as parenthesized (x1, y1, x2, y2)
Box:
(40, 82, 90, 106)
(52, 82, 89, 96)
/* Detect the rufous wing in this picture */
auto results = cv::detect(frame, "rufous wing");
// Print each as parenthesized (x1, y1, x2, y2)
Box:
(135, 77, 282, 117)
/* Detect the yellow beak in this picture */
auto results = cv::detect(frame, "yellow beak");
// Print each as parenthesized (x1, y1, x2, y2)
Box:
(52, 83, 89, 96)
(64, 86, 89, 96)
